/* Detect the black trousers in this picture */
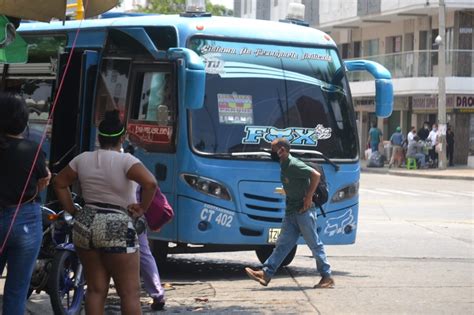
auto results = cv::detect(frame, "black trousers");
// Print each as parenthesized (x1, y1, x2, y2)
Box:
(447, 144, 454, 165)
(429, 147, 438, 164)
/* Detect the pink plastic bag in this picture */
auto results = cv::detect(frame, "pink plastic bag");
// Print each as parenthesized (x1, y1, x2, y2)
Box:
(138, 187, 174, 231)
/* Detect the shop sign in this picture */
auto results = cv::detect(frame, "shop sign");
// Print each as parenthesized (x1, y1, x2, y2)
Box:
(355, 97, 408, 111)
(394, 96, 409, 110)
(354, 98, 374, 112)
(412, 95, 455, 111)
(454, 95, 474, 113)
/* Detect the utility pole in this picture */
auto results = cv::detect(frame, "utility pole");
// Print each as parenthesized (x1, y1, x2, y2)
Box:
(437, 0, 447, 169)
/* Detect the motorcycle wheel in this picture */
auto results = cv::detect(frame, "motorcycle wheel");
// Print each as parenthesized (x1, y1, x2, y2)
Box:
(48, 250, 85, 315)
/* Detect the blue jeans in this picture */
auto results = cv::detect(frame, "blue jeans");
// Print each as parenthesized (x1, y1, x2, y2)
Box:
(371, 142, 379, 152)
(414, 153, 426, 167)
(0, 203, 43, 315)
(263, 207, 331, 279)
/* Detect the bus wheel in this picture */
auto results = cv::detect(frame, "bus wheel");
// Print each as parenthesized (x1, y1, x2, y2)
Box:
(255, 245, 297, 267)
(151, 240, 169, 267)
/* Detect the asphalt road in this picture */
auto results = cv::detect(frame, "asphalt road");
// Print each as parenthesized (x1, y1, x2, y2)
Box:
(2, 173, 473, 314)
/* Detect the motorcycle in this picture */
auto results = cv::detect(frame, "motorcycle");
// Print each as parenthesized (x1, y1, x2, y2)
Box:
(29, 197, 85, 315)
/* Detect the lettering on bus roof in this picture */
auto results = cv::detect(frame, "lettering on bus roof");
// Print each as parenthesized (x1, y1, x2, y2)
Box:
(302, 52, 332, 62)
(201, 45, 237, 55)
(202, 53, 225, 74)
(254, 49, 298, 59)
(199, 44, 332, 62)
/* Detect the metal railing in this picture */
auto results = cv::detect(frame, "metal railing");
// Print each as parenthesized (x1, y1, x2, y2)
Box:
(345, 50, 474, 81)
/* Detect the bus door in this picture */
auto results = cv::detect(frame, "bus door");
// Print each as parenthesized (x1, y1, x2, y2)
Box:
(126, 63, 178, 240)
(77, 51, 99, 153)
(48, 50, 98, 197)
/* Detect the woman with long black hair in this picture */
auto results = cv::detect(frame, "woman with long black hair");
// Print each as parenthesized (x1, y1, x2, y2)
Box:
(0, 93, 51, 315)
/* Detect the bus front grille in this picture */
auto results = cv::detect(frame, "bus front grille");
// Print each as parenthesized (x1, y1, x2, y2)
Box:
(239, 181, 285, 221)
(247, 214, 282, 223)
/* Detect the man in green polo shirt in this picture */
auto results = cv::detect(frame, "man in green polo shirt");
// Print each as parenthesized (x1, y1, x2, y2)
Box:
(245, 138, 334, 288)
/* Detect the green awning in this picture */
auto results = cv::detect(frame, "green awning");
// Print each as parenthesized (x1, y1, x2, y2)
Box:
(0, 15, 27, 64)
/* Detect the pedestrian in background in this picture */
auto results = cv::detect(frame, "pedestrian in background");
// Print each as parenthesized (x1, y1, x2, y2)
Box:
(54, 110, 157, 315)
(446, 126, 455, 166)
(427, 123, 439, 166)
(418, 122, 430, 141)
(406, 135, 426, 168)
(138, 233, 166, 311)
(245, 138, 334, 289)
(407, 126, 416, 144)
(0, 93, 51, 315)
(368, 122, 383, 153)
(389, 126, 404, 168)
(124, 146, 166, 312)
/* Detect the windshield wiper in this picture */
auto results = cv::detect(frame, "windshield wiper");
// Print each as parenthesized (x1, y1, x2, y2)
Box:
(290, 149, 340, 171)
(198, 151, 271, 158)
(198, 151, 233, 158)
(231, 151, 270, 158)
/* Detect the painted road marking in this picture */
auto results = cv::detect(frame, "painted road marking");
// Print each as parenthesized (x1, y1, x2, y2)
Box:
(359, 188, 389, 195)
(376, 189, 420, 196)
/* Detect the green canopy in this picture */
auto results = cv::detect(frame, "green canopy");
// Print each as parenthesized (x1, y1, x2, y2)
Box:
(0, 15, 27, 64)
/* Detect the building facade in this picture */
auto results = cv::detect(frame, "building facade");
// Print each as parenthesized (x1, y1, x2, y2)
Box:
(234, 0, 474, 166)
(234, 0, 319, 25)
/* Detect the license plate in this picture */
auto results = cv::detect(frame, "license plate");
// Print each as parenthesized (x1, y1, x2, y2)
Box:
(268, 228, 281, 244)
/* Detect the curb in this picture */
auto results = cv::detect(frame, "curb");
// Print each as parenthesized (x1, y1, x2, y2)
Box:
(361, 167, 474, 181)
(360, 167, 388, 175)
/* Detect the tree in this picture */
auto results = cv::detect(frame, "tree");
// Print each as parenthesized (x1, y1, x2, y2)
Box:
(137, 0, 233, 16)
(206, 2, 232, 16)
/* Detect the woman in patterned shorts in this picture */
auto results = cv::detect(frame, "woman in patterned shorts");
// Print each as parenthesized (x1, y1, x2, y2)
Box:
(54, 110, 157, 314)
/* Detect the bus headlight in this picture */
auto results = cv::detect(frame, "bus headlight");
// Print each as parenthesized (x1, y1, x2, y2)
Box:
(331, 182, 359, 203)
(182, 174, 231, 201)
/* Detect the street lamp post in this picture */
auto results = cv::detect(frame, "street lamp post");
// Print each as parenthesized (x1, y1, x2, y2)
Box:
(437, 0, 447, 169)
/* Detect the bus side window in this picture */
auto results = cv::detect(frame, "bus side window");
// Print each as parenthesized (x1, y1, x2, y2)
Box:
(128, 67, 176, 153)
(133, 72, 173, 124)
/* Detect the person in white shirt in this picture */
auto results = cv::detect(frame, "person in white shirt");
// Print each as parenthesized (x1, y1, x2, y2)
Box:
(427, 123, 439, 165)
(54, 110, 157, 314)
(407, 126, 416, 144)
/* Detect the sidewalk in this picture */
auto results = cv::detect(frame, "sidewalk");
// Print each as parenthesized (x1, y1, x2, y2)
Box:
(360, 159, 474, 180)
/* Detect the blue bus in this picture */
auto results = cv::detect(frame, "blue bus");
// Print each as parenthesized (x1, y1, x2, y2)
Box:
(8, 4, 392, 265)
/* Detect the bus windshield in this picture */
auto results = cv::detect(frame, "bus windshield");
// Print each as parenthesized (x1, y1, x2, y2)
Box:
(188, 37, 358, 159)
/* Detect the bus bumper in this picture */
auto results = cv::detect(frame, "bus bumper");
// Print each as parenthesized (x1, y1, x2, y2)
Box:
(175, 197, 358, 246)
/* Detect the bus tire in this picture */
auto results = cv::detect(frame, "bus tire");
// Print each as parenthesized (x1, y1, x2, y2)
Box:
(151, 240, 169, 267)
(256, 245, 297, 267)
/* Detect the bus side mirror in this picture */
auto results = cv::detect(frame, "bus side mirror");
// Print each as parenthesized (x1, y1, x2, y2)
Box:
(344, 59, 393, 118)
(167, 48, 205, 110)
(375, 79, 393, 118)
